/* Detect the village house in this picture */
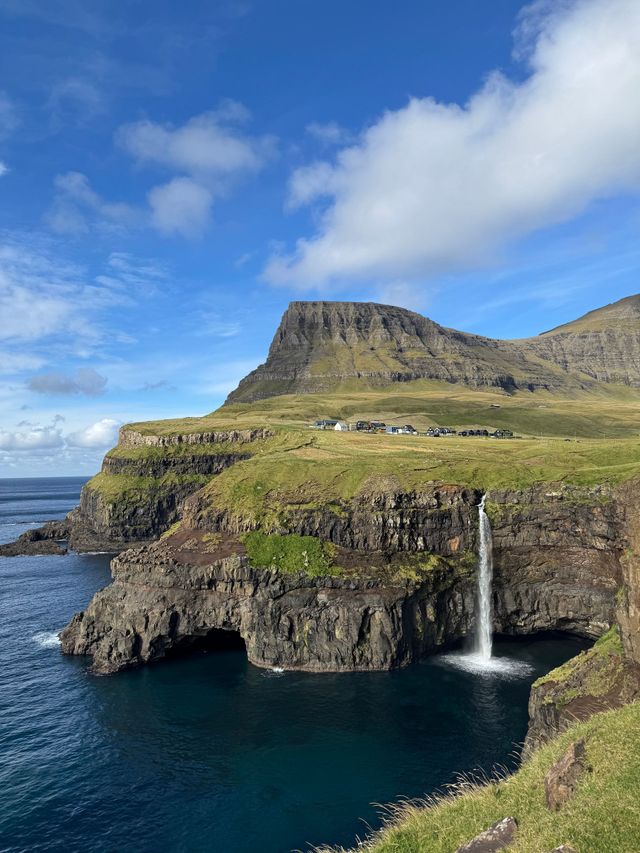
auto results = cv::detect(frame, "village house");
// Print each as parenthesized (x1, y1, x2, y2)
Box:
(312, 419, 338, 430)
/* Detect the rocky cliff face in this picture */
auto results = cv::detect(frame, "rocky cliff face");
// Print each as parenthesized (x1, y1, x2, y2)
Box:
(184, 484, 480, 555)
(60, 483, 626, 674)
(64, 427, 273, 552)
(60, 541, 475, 674)
(524, 628, 640, 753)
(225, 296, 640, 404)
(520, 294, 640, 386)
(489, 487, 623, 640)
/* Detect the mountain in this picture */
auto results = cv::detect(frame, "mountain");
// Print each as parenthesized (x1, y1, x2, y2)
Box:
(226, 296, 640, 404)
(519, 294, 640, 386)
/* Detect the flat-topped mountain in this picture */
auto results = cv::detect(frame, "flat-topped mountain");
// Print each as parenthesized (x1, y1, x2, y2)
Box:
(226, 295, 640, 403)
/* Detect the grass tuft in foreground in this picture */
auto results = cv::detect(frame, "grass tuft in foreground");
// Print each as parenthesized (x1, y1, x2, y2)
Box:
(319, 700, 640, 853)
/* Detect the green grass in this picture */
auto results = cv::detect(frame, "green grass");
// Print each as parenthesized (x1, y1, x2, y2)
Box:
(534, 626, 623, 690)
(193, 429, 640, 528)
(87, 471, 211, 503)
(122, 380, 640, 440)
(91, 383, 640, 537)
(529, 626, 628, 711)
(242, 531, 338, 577)
(319, 701, 640, 853)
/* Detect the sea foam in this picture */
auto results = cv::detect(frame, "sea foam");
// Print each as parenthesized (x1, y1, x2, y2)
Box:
(436, 651, 533, 679)
(32, 631, 61, 649)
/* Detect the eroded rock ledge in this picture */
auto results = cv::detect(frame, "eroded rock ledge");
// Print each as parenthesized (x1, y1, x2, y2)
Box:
(60, 538, 475, 673)
(60, 482, 626, 674)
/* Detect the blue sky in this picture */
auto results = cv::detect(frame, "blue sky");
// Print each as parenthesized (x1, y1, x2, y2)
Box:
(1, 0, 639, 476)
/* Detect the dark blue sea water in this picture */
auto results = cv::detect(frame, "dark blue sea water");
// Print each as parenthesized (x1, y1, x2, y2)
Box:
(0, 478, 588, 853)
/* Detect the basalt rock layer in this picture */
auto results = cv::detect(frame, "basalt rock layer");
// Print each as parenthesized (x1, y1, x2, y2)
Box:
(525, 631, 640, 753)
(225, 302, 573, 403)
(48, 427, 274, 553)
(60, 484, 627, 674)
(60, 541, 475, 674)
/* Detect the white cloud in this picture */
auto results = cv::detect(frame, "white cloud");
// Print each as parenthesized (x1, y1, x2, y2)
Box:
(306, 121, 352, 147)
(67, 417, 119, 448)
(118, 102, 275, 177)
(287, 161, 336, 210)
(117, 102, 277, 238)
(44, 102, 275, 241)
(148, 177, 213, 237)
(0, 162, 8, 177)
(0, 237, 115, 343)
(0, 424, 64, 451)
(47, 171, 138, 235)
(27, 367, 107, 396)
(0, 417, 120, 472)
(0, 235, 165, 387)
(266, 0, 640, 287)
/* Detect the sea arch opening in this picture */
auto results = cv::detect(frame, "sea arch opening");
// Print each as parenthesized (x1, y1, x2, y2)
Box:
(165, 626, 247, 660)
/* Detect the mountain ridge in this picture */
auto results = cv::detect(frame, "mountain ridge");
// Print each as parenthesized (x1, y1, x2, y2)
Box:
(226, 294, 640, 404)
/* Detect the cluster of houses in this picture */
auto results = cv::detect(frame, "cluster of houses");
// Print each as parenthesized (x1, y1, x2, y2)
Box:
(311, 419, 514, 438)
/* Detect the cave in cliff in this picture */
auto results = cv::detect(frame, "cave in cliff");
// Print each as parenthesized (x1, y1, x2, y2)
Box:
(164, 627, 247, 660)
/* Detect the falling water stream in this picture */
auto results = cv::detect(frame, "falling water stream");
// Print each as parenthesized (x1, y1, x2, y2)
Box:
(475, 493, 494, 660)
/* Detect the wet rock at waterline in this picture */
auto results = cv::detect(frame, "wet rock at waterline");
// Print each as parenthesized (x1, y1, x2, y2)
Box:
(0, 521, 70, 556)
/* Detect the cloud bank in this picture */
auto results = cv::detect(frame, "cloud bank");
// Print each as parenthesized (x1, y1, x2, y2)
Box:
(0, 417, 120, 454)
(27, 367, 107, 396)
(266, 0, 640, 287)
(66, 417, 119, 448)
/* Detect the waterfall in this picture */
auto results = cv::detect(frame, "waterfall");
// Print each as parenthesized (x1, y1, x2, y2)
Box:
(439, 494, 533, 677)
(475, 494, 493, 660)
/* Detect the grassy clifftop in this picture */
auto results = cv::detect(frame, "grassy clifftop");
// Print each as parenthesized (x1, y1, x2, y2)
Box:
(81, 381, 640, 545)
(192, 429, 640, 528)
(129, 381, 640, 440)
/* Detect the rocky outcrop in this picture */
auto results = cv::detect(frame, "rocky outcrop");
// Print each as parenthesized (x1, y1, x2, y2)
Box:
(0, 520, 70, 556)
(118, 427, 271, 448)
(187, 483, 624, 641)
(525, 627, 640, 752)
(101, 451, 250, 478)
(489, 487, 623, 639)
(615, 483, 640, 663)
(455, 817, 518, 853)
(185, 484, 481, 555)
(60, 538, 475, 674)
(544, 740, 587, 811)
(520, 294, 640, 387)
(66, 481, 200, 553)
(13, 428, 273, 554)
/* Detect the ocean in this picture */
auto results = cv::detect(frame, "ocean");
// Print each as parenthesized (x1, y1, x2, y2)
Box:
(0, 477, 587, 853)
